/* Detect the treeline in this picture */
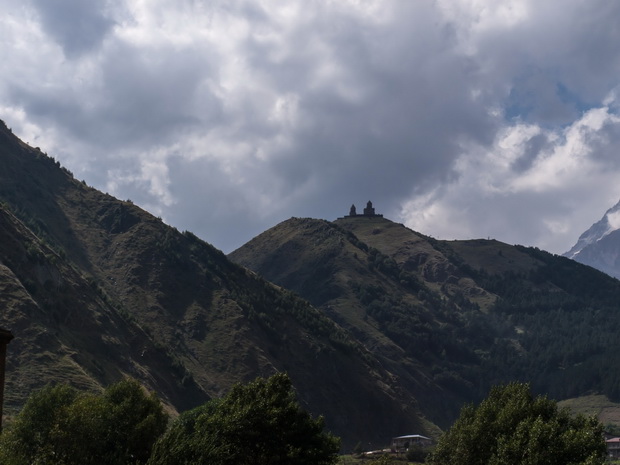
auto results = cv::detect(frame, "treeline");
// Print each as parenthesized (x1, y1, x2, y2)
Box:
(0, 374, 340, 465)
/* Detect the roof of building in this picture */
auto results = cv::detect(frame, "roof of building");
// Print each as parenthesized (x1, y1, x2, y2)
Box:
(392, 434, 431, 440)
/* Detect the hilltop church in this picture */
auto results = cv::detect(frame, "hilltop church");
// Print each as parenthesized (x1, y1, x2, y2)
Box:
(344, 201, 383, 218)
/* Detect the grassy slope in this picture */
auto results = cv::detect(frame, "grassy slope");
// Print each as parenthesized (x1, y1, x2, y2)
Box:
(559, 395, 620, 428)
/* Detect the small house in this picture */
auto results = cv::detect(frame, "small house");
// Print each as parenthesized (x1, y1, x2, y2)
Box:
(607, 437, 620, 459)
(391, 434, 432, 452)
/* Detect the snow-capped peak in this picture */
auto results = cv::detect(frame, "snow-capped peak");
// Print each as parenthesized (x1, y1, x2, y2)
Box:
(564, 200, 620, 259)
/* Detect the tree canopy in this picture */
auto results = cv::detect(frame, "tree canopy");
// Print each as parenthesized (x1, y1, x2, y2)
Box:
(0, 379, 168, 465)
(148, 372, 340, 465)
(427, 382, 606, 465)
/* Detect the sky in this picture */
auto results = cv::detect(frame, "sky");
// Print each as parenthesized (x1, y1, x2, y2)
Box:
(2, 0, 620, 255)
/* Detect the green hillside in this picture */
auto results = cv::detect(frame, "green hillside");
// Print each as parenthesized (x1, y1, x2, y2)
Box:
(0, 120, 436, 450)
(559, 394, 620, 429)
(230, 214, 620, 428)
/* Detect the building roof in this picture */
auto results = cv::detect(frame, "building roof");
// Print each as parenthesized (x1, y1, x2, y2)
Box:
(392, 435, 431, 440)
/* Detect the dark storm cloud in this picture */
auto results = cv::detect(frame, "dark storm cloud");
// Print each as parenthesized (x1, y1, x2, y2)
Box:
(5, 31, 222, 171)
(31, 0, 115, 57)
(252, 2, 497, 214)
(468, 1, 620, 115)
(164, 154, 267, 253)
(512, 133, 549, 173)
(94, 43, 219, 148)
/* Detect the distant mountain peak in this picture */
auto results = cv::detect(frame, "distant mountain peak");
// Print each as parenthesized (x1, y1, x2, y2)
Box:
(565, 200, 620, 259)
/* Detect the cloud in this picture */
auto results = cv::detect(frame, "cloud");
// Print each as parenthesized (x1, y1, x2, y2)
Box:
(2, 0, 620, 254)
(31, 0, 115, 57)
(402, 105, 620, 253)
(608, 211, 620, 231)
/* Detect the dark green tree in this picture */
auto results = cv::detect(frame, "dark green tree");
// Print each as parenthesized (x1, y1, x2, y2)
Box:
(0, 379, 167, 465)
(428, 382, 606, 465)
(406, 444, 431, 463)
(148, 372, 340, 465)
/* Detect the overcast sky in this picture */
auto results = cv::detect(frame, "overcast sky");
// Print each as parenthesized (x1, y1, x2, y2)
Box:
(2, 0, 620, 254)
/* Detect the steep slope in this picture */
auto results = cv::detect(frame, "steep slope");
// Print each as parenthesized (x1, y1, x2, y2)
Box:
(0, 120, 436, 449)
(564, 200, 620, 278)
(230, 214, 620, 428)
(0, 204, 205, 413)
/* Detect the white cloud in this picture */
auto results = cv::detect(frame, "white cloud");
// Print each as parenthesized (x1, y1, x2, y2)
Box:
(401, 103, 620, 253)
(608, 211, 620, 231)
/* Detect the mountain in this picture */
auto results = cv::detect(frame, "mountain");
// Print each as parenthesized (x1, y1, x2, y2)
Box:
(0, 120, 438, 450)
(564, 200, 620, 279)
(230, 212, 620, 428)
